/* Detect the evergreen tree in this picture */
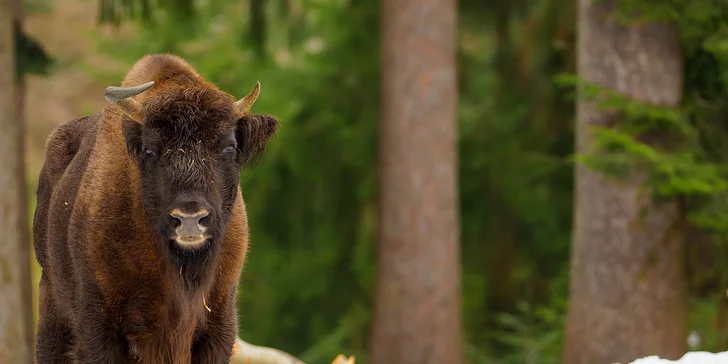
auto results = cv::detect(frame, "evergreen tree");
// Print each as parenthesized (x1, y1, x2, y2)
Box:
(369, 0, 463, 363)
(562, 0, 687, 362)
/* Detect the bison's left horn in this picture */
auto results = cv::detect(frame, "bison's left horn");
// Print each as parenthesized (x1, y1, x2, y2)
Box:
(104, 81, 155, 122)
(234, 81, 261, 117)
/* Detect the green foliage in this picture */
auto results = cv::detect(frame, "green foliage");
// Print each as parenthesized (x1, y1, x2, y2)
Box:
(689, 296, 727, 351)
(465, 297, 566, 364)
(97, 0, 194, 29)
(458, 0, 576, 356)
(492, 300, 565, 364)
(15, 23, 53, 78)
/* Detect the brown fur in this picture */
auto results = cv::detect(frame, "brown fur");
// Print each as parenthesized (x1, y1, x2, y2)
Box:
(33, 54, 279, 363)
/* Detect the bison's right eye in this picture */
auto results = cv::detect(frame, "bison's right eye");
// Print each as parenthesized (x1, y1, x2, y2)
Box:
(141, 147, 159, 169)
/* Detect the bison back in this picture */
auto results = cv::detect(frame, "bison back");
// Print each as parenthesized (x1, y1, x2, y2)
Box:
(33, 113, 99, 269)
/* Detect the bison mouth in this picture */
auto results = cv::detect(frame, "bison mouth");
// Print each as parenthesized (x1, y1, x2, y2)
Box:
(167, 234, 213, 264)
(171, 233, 212, 248)
(172, 234, 211, 248)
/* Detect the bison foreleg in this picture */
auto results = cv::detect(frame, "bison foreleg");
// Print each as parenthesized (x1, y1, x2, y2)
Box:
(191, 293, 238, 364)
(72, 319, 128, 363)
(72, 287, 129, 363)
(36, 273, 74, 364)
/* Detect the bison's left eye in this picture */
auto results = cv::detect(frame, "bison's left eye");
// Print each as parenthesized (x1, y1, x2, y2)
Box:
(222, 146, 235, 154)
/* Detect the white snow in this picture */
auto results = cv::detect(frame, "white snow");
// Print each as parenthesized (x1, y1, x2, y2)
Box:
(624, 351, 728, 364)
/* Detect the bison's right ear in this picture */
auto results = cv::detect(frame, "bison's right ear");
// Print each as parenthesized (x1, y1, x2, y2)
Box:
(122, 118, 143, 163)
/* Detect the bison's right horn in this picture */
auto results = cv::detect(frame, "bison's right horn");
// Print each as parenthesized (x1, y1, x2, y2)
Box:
(234, 81, 261, 117)
(104, 81, 155, 122)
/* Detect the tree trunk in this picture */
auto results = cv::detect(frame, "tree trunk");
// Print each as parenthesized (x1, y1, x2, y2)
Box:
(562, 0, 687, 363)
(369, 0, 462, 363)
(13, 0, 35, 352)
(0, 0, 33, 361)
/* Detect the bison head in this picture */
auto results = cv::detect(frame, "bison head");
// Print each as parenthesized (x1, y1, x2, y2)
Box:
(105, 80, 278, 262)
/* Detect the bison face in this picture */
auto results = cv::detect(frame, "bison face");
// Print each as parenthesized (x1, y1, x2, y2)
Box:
(111, 82, 278, 262)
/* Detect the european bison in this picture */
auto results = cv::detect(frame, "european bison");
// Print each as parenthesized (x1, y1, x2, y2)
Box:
(33, 54, 279, 363)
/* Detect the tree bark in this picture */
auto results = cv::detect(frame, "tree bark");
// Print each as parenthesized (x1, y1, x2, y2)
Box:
(369, 0, 462, 363)
(562, 0, 687, 363)
(0, 0, 33, 361)
(13, 0, 35, 353)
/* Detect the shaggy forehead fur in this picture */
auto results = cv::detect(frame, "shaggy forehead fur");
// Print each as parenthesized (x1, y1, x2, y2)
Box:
(123, 54, 240, 138)
(143, 87, 238, 140)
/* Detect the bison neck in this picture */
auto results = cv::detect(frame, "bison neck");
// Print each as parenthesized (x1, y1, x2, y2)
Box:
(172, 245, 222, 293)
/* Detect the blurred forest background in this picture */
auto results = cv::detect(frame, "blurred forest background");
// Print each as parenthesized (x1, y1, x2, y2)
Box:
(6, 0, 728, 363)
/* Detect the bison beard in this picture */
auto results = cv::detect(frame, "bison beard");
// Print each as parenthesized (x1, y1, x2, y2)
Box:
(32, 54, 279, 363)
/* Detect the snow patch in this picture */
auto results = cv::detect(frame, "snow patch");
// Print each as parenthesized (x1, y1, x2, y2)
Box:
(624, 351, 728, 364)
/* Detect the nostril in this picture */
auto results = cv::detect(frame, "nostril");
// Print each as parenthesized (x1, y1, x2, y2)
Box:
(198, 215, 209, 227)
(169, 215, 182, 229)
(193, 209, 209, 226)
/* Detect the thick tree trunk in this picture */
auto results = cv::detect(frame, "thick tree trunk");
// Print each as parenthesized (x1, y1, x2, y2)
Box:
(13, 0, 35, 353)
(562, 0, 687, 363)
(369, 0, 462, 363)
(0, 0, 33, 361)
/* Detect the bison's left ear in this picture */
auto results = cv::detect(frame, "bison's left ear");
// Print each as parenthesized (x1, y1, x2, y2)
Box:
(236, 114, 279, 166)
